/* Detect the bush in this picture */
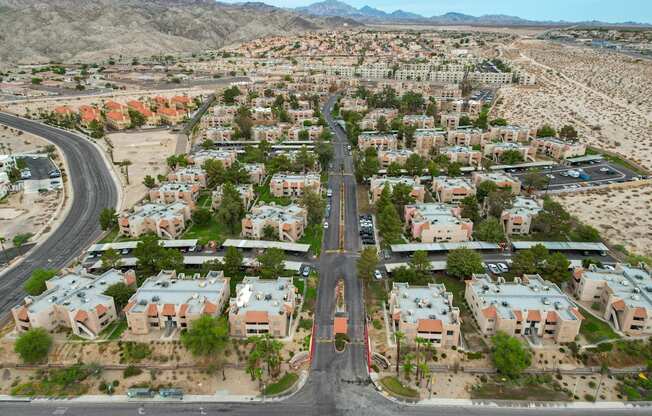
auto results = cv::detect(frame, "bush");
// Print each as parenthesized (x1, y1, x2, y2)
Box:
(372, 319, 382, 330)
(120, 342, 152, 363)
(584, 394, 595, 402)
(24, 269, 58, 296)
(123, 365, 143, 378)
(15, 328, 52, 363)
(466, 351, 483, 360)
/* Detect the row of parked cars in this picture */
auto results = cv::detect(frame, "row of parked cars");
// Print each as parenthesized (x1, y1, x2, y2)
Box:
(485, 262, 509, 275)
(359, 214, 375, 245)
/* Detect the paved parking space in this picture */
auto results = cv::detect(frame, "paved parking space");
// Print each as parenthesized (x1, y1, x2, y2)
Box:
(19, 155, 57, 180)
(511, 161, 640, 191)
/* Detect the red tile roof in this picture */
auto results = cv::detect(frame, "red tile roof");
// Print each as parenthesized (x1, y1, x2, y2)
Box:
(16, 306, 28, 321)
(178, 303, 189, 318)
(162, 304, 176, 316)
(482, 305, 497, 319)
(527, 310, 541, 322)
(612, 299, 626, 311)
(96, 304, 108, 316)
(245, 310, 269, 323)
(333, 316, 347, 334)
(203, 300, 218, 315)
(634, 307, 647, 319)
(75, 310, 89, 322)
(147, 303, 158, 317)
(417, 319, 443, 333)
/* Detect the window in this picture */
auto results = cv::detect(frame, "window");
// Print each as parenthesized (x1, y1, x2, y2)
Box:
(446, 330, 454, 336)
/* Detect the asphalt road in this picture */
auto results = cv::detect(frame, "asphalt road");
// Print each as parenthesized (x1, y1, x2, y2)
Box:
(2, 101, 649, 415)
(0, 113, 118, 314)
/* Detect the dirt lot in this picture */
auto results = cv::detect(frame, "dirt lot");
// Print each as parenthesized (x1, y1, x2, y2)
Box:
(0, 126, 65, 248)
(554, 183, 652, 256)
(494, 39, 652, 172)
(101, 129, 177, 208)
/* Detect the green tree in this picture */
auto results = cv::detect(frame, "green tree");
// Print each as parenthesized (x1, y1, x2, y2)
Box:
(15, 328, 52, 363)
(491, 332, 531, 379)
(143, 175, 156, 189)
(223, 246, 243, 277)
(558, 125, 578, 140)
(103, 282, 135, 312)
(499, 149, 524, 165)
(446, 248, 484, 279)
(257, 248, 286, 278)
(101, 248, 123, 270)
(474, 217, 505, 243)
(391, 182, 416, 216)
(377, 203, 403, 246)
(262, 224, 278, 240)
(476, 180, 498, 203)
(235, 106, 253, 140)
(133, 234, 184, 282)
(410, 250, 431, 277)
(300, 189, 325, 226)
(460, 195, 481, 224)
(536, 124, 556, 138)
(357, 247, 379, 282)
(181, 316, 229, 356)
(486, 189, 514, 218)
(88, 119, 104, 139)
(203, 159, 225, 189)
(192, 208, 212, 226)
(12, 233, 32, 254)
(400, 91, 425, 114)
(570, 224, 601, 242)
(314, 139, 334, 168)
(511, 249, 538, 275)
(99, 208, 117, 231)
(404, 154, 424, 177)
(216, 182, 245, 234)
(222, 86, 241, 105)
(542, 252, 571, 284)
(376, 115, 388, 132)
(387, 162, 402, 177)
(447, 162, 462, 177)
(24, 268, 57, 295)
(523, 169, 549, 193)
(531, 197, 572, 238)
(127, 109, 145, 128)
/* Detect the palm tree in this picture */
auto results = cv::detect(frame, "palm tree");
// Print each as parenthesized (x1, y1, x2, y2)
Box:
(402, 353, 415, 382)
(0, 236, 9, 264)
(121, 160, 132, 185)
(418, 362, 430, 389)
(414, 336, 427, 384)
(394, 331, 405, 376)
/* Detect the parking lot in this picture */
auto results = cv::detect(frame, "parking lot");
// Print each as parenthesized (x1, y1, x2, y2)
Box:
(359, 214, 376, 246)
(510, 160, 641, 191)
(19, 155, 58, 180)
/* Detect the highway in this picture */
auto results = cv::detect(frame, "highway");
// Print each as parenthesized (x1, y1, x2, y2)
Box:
(0, 113, 119, 314)
(2, 102, 650, 415)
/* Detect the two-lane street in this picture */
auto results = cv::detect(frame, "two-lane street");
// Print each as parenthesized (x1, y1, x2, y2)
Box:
(0, 113, 119, 314)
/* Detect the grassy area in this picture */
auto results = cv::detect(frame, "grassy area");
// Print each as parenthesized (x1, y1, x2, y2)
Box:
(255, 184, 292, 206)
(182, 217, 238, 245)
(197, 191, 213, 209)
(297, 224, 323, 255)
(98, 226, 120, 243)
(366, 280, 388, 314)
(263, 372, 298, 396)
(578, 306, 620, 344)
(302, 275, 318, 313)
(380, 376, 419, 399)
(99, 319, 128, 340)
(586, 146, 649, 176)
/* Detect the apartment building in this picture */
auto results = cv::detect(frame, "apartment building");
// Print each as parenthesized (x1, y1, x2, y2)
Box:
(242, 163, 266, 185)
(252, 125, 283, 142)
(124, 270, 229, 336)
(432, 177, 476, 203)
(119, 202, 191, 239)
(440, 146, 482, 167)
(212, 184, 255, 210)
(205, 127, 234, 142)
(360, 108, 399, 130)
(446, 128, 490, 148)
(414, 129, 446, 157)
(78, 105, 102, 128)
(158, 107, 187, 125)
(149, 182, 200, 208)
(404, 203, 473, 243)
(127, 100, 160, 126)
(229, 276, 296, 338)
(378, 149, 415, 168)
(339, 98, 367, 113)
(403, 115, 435, 129)
(106, 110, 130, 130)
(242, 203, 307, 242)
(269, 172, 320, 198)
(483, 142, 534, 163)
(472, 172, 522, 195)
(489, 125, 535, 143)
(12, 269, 136, 340)
(168, 166, 207, 188)
(358, 132, 398, 152)
(465, 274, 583, 343)
(389, 282, 461, 347)
(440, 113, 460, 130)
(53, 105, 74, 120)
(501, 197, 542, 235)
(288, 125, 324, 141)
(369, 176, 425, 204)
(571, 263, 652, 336)
(288, 109, 314, 123)
(531, 137, 587, 160)
(189, 149, 237, 168)
(252, 107, 273, 121)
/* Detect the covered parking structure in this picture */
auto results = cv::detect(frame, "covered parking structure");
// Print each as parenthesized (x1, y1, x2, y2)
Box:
(222, 239, 310, 256)
(562, 155, 604, 166)
(88, 255, 302, 273)
(390, 241, 501, 257)
(384, 260, 447, 274)
(85, 239, 199, 258)
(511, 241, 609, 256)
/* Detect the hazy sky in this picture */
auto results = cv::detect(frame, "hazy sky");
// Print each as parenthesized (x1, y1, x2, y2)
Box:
(224, 0, 652, 23)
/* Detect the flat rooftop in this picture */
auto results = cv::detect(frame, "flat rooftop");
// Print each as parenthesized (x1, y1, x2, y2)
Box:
(512, 241, 608, 252)
(392, 282, 458, 325)
(230, 276, 294, 316)
(222, 238, 310, 253)
(582, 264, 652, 311)
(391, 241, 499, 253)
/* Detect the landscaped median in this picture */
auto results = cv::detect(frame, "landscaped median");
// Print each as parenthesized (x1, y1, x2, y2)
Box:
(379, 376, 419, 400)
(263, 372, 299, 396)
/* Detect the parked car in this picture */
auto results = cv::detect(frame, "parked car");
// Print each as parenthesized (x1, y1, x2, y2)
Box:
(374, 270, 383, 280)
(488, 264, 500, 274)
(323, 221, 329, 229)
(326, 189, 333, 197)
(497, 263, 509, 273)
(301, 265, 311, 278)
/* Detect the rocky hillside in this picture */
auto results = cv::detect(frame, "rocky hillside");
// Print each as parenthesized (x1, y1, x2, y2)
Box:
(0, 0, 356, 63)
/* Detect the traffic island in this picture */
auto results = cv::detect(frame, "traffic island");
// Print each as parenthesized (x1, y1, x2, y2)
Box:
(335, 333, 349, 352)
(263, 372, 299, 397)
(379, 376, 420, 400)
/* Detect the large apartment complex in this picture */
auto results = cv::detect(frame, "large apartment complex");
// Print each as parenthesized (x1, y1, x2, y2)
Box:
(119, 202, 192, 239)
(242, 203, 307, 242)
(404, 203, 473, 243)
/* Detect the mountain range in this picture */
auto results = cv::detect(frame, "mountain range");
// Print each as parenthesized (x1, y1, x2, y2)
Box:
(0, 0, 359, 64)
(294, 0, 651, 26)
